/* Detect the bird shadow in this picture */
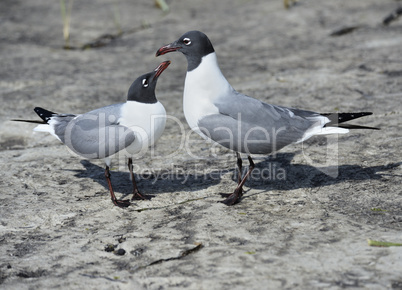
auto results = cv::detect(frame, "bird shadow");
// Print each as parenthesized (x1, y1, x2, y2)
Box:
(67, 154, 401, 201)
(240, 152, 401, 199)
(68, 159, 224, 199)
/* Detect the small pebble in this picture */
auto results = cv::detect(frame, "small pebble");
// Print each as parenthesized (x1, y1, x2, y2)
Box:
(114, 249, 126, 256)
(104, 244, 115, 252)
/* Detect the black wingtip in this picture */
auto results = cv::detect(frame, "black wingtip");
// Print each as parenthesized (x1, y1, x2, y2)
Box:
(338, 124, 380, 130)
(34, 107, 57, 123)
(321, 112, 380, 130)
(321, 112, 374, 124)
(11, 119, 46, 124)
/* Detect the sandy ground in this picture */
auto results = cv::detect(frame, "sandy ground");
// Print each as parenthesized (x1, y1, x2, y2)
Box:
(1, 0, 402, 289)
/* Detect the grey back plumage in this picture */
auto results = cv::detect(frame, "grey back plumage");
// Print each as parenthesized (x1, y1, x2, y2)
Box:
(53, 104, 135, 159)
(198, 92, 318, 154)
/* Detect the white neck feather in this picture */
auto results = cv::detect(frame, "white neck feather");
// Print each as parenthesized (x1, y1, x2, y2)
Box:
(183, 52, 233, 130)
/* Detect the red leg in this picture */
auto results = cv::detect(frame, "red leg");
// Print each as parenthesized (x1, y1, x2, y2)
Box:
(236, 152, 244, 192)
(221, 155, 255, 206)
(220, 153, 244, 198)
(128, 158, 151, 200)
(105, 166, 130, 207)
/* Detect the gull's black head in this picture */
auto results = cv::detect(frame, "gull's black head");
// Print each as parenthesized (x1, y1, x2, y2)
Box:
(156, 30, 215, 71)
(127, 61, 170, 103)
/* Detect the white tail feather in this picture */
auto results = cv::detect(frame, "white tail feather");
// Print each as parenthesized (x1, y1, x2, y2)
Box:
(296, 115, 349, 143)
(33, 121, 61, 141)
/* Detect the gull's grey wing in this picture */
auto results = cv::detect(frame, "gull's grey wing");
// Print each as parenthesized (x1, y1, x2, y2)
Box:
(52, 104, 136, 159)
(65, 123, 135, 159)
(198, 92, 320, 154)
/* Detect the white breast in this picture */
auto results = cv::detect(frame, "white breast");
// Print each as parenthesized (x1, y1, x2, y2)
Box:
(183, 53, 232, 134)
(119, 101, 166, 155)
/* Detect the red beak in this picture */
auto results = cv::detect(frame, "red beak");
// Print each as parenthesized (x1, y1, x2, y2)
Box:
(153, 60, 171, 80)
(156, 43, 181, 57)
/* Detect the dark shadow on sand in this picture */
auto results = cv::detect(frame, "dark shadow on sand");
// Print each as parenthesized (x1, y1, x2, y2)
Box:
(69, 159, 223, 199)
(68, 154, 401, 202)
(241, 153, 401, 201)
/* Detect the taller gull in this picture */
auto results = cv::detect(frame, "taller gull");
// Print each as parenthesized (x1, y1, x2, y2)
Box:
(16, 61, 171, 207)
(156, 30, 379, 206)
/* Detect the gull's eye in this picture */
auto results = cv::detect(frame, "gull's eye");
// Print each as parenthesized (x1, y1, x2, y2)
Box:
(183, 38, 191, 45)
(142, 78, 149, 88)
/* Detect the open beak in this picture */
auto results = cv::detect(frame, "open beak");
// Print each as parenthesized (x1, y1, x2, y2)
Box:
(153, 60, 171, 80)
(156, 42, 181, 57)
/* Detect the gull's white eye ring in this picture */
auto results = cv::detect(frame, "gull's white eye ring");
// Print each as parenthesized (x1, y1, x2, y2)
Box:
(183, 38, 191, 45)
(142, 79, 149, 87)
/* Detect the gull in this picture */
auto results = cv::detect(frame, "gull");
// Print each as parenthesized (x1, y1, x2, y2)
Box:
(15, 61, 171, 207)
(156, 30, 379, 205)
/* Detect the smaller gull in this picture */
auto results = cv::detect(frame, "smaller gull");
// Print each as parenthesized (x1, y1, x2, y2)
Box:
(156, 30, 379, 206)
(15, 61, 171, 207)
